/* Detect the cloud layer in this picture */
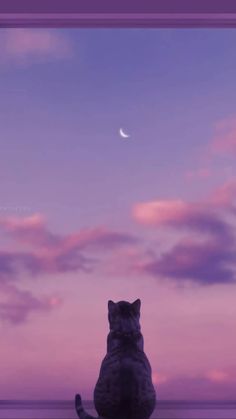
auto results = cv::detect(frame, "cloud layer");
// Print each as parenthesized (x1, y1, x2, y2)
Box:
(0, 214, 137, 324)
(132, 181, 236, 286)
(0, 214, 137, 278)
(1, 179, 236, 324)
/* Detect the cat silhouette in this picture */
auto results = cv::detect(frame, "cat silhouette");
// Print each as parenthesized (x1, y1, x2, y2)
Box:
(75, 299, 156, 419)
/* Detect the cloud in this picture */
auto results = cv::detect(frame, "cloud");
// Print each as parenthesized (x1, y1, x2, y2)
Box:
(132, 182, 236, 286)
(0, 250, 45, 279)
(132, 198, 231, 238)
(0, 29, 72, 66)
(141, 237, 235, 286)
(0, 283, 62, 325)
(0, 214, 138, 280)
(185, 116, 236, 183)
(152, 371, 168, 385)
(0, 249, 91, 281)
(0, 214, 138, 324)
(0, 213, 65, 249)
(208, 180, 236, 209)
(205, 369, 230, 383)
(0, 214, 136, 250)
(62, 227, 138, 252)
(210, 116, 236, 156)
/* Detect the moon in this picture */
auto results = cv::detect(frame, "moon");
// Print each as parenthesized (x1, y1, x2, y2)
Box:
(119, 128, 130, 139)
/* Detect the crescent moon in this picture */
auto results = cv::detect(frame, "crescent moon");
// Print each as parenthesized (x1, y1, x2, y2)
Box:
(119, 128, 130, 139)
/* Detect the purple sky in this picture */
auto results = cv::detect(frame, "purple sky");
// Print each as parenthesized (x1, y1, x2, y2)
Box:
(0, 28, 236, 400)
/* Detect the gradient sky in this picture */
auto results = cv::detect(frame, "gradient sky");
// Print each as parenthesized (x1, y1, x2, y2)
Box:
(0, 28, 236, 400)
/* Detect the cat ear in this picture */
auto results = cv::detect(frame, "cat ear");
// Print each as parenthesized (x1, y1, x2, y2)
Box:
(108, 300, 116, 311)
(132, 299, 141, 313)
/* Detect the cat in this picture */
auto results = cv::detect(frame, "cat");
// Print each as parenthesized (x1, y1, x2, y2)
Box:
(75, 299, 156, 419)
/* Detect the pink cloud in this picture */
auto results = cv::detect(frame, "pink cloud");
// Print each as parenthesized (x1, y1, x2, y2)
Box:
(205, 369, 231, 383)
(188, 116, 236, 177)
(0, 214, 138, 279)
(132, 198, 230, 238)
(0, 213, 65, 249)
(152, 371, 168, 385)
(133, 180, 236, 230)
(0, 283, 62, 325)
(131, 181, 236, 285)
(0, 29, 72, 65)
(0, 214, 137, 252)
(63, 227, 138, 252)
(208, 180, 236, 208)
(210, 116, 236, 155)
(1, 213, 44, 231)
(133, 199, 187, 226)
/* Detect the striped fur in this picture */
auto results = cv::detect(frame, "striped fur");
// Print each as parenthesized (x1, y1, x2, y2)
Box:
(75, 299, 156, 419)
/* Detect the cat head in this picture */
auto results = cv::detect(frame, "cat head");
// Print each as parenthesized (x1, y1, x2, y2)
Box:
(107, 299, 141, 332)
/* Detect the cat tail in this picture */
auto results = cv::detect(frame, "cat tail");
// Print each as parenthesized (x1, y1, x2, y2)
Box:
(75, 394, 98, 419)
